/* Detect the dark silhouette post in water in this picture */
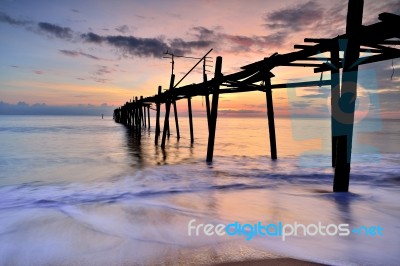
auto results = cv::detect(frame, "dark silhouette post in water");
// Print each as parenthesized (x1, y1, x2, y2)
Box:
(136, 97, 141, 132)
(155, 86, 162, 145)
(206, 56, 222, 162)
(203, 60, 211, 130)
(134, 103, 137, 127)
(333, 0, 363, 192)
(173, 96, 180, 140)
(102, 114, 103, 119)
(330, 43, 340, 167)
(264, 70, 277, 160)
(140, 96, 145, 128)
(147, 106, 150, 128)
(161, 74, 175, 149)
(187, 96, 194, 143)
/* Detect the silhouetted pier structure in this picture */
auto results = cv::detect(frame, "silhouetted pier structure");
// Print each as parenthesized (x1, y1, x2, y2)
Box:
(114, 0, 400, 192)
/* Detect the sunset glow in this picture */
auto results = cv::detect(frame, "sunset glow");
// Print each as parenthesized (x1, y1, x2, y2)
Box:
(0, 0, 399, 117)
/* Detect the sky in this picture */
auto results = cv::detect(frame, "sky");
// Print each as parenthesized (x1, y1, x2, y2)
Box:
(0, 0, 399, 117)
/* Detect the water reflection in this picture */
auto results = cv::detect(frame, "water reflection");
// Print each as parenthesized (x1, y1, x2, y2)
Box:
(125, 128, 145, 168)
(332, 192, 354, 226)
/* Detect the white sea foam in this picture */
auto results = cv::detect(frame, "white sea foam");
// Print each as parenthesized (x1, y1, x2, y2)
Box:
(0, 116, 399, 265)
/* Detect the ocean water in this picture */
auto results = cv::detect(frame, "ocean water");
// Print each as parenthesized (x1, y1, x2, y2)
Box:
(0, 115, 399, 265)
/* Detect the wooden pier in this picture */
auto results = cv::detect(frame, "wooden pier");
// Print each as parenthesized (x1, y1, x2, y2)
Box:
(114, 0, 400, 192)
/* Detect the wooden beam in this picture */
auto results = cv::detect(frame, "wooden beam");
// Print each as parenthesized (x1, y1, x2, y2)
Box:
(270, 79, 332, 89)
(295, 44, 380, 53)
(281, 63, 326, 67)
(314, 48, 400, 72)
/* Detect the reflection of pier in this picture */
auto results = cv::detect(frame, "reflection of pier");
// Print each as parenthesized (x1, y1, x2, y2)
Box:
(114, 0, 400, 192)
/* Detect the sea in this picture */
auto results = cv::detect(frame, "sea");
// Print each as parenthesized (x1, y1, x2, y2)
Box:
(0, 115, 399, 266)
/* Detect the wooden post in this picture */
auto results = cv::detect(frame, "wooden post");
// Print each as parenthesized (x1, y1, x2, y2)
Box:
(206, 56, 222, 162)
(173, 101, 180, 140)
(155, 86, 161, 145)
(147, 106, 150, 128)
(133, 106, 137, 128)
(333, 0, 363, 192)
(188, 96, 194, 143)
(131, 107, 134, 128)
(123, 104, 127, 125)
(171, 80, 180, 140)
(265, 74, 277, 160)
(129, 108, 132, 127)
(161, 74, 175, 149)
(333, 135, 349, 191)
(143, 106, 146, 127)
(331, 45, 340, 167)
(140, 96, 145, 128)
(127, 107, 130, 127)
(136, 97, 141, 132)
(203, 73, 211, 129)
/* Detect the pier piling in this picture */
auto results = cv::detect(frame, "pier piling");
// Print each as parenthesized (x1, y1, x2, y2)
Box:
(173, 101, 180, 140)
(331, 45, 340, 168)
(333, 0, 363, 192)
(188, 96, 194, 143)
(206, 56, 222, 162)
(161, 75, 175, 149)
(264, 74, 277, 160)
(147, 106, 150, 128)
(155, 86, 162, 145)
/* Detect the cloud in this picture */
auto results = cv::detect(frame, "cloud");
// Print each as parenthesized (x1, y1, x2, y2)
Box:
(217, 109, 265, 117)
(300, 87, 330, 98)
(59, 49, 100, 60)
(189, 26, 287, 54)
(0, 11, 31, 26)
(223, 32, 287, 52)
(91, 65, 113, 83)
(264, 1, 323, 31)
(33, 70, 44, 75)
(363, 0, 400, 24)
(95, 65, 112, 76)
(290, 102, 311, 108)
(169, 38, 212, 54)
(115, 25, 130, 33)
(0, 101, 115, 116)
(81, 33, 183, 57)
(0, 11, 285, 58)
(38, 22, 73, 39)
(191, 26, 216, 40)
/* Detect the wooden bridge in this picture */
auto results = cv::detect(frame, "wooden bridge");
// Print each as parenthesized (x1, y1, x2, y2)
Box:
(114, 0, 400, 192)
